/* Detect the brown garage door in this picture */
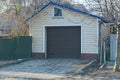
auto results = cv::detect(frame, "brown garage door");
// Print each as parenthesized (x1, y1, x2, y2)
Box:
(47, 27, 81, 58)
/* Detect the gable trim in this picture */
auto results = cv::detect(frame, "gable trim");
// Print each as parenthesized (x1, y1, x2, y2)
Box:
(25, 2, 106, 22)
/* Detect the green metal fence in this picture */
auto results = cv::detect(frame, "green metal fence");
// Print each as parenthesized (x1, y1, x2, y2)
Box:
(0, 36, 32, 60)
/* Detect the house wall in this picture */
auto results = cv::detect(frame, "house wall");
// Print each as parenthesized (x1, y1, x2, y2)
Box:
(29, 5, 99, 60)
(100, 24, 110, 41)
(99, 24, 110, 61)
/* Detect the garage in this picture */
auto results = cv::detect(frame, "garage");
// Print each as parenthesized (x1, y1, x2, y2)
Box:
(47, 27, 81, 58)
(26, 2, 100, 60)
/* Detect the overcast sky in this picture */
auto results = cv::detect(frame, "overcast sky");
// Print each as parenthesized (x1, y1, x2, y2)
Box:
(73, 0, 86, 3)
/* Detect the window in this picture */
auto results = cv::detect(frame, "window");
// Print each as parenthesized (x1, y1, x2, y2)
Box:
(54, 7, 62, 17)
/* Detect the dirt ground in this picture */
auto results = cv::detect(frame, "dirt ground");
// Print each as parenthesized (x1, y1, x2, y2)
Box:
(80, 62, 120, 80)
(86, 69, 120, 80)
(62, 62, 120, 80)
(0, 60, 120, 80)
(0, 68, 120, 80)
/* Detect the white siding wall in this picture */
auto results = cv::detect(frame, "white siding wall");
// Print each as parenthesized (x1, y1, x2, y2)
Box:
(29, 5, 99, 54)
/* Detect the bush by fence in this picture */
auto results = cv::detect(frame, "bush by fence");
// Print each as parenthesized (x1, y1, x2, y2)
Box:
(0, 36, 32, 60)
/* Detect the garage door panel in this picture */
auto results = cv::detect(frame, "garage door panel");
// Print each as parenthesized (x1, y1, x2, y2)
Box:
(48, 41, 79, 48)
(48, 44, 80, 49)
(48, 48, 80, 50)
(48, 35, 80, 40)
(47, 27, 81, 58)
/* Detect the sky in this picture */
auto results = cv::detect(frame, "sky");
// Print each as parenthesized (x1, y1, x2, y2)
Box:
(73, 0, 96, 4)
(73, 0, 86, 3)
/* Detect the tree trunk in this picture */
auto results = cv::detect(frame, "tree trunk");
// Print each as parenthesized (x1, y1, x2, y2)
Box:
(113, 26, 120, 72)
(113, 58, 120, 72)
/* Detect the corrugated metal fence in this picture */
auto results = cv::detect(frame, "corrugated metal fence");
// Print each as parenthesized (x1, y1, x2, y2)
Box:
(110, 34, 116, 61)
(0, 36, 32, 60)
